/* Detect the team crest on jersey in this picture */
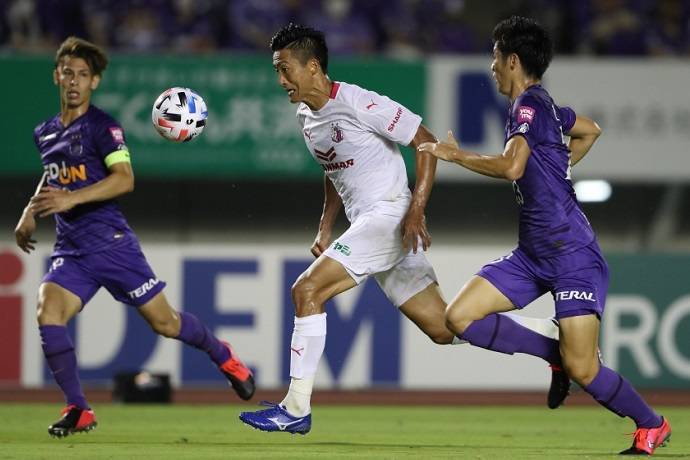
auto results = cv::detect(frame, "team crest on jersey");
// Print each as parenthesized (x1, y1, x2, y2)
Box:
(69, 133, 83, 156)
(109, 127, 124, 143)
(330, 122, 344, 143)
(518, 122, 530, 133)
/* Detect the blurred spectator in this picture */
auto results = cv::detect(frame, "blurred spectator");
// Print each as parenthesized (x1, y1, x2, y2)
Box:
(160, 0, 216, 52)
(415, 0, 479, 53)
(579, 0, 648, 55)
(111, 0, 165, 52)
(645, 0, 690, 56)
(228, 0, 302, 51)
(36, 0, 87, 45)
(5, 0, 45, 51)
(302, 0, 377, 55)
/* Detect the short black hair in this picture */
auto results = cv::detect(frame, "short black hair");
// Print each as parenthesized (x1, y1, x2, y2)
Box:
(270, 23, 329, 74)
(55, 36, 109, 76)
(492, 16, 553, 80)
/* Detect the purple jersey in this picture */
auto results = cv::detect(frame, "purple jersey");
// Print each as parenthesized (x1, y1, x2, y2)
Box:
(505, 85, 594, 258)
(34, 105, 134, 256)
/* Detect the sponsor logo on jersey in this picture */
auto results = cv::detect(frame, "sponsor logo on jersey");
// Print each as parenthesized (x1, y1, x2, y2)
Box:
(44, 161, 88, 185)
(333, 241, 351, 256)
(49, 257, 64, 272)
(517, 106, 535, 123)
(315, 147, 337, 162)
(321, 159, 354, 172)
(109, 127, 124, 143)
(387, 107, 404, 132)
(314, 146, 354, 171)
(330, 122, 344, 143)
(128, 278, 160, 299)
(554, 290, 596, 302)
(518, 122, 530, 133)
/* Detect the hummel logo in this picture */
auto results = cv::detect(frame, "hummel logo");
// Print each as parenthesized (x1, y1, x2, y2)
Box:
(303, 129, 312, 140)
(291, 346, 304, 356)
(315, 147, 336, 162)
(39, 132, 58, 142)
(268, 416, 305, 431)
(366, 99, 377, 110)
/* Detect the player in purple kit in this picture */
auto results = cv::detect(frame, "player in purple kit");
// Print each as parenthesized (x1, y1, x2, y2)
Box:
(13, 37, 255, 438)
(418, 16, 671, 456)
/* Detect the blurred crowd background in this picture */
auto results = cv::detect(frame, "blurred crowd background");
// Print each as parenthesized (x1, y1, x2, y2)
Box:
(2, 0, 689, 57)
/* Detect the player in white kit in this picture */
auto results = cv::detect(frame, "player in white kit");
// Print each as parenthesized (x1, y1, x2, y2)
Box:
(240, 23, 565, 434)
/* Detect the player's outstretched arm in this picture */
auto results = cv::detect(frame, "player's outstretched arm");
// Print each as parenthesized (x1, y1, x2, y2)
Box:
(404, 124, 438, 253)
(566, 115, 602, 166)
(418, 131, 531, 181)
(30, 162, 134, 217)
(311, 175, 343, 258)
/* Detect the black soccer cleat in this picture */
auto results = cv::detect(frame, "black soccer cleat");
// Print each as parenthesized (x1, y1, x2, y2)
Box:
(48, 405, 97, 438)
(547, 364, 571, 409)
(219, 342, 256, 401)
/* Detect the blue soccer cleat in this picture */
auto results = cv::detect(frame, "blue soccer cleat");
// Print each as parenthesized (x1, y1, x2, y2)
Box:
(239, 401, 311, 434)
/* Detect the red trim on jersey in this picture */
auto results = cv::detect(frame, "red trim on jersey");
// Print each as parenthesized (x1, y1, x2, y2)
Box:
(329, 82, 340, 99)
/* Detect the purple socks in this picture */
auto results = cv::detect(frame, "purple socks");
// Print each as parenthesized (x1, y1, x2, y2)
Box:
(459, 313, 561, 364)
(176, 312, 230, 366)
(584, 365, 662, 428)
(39, 325, 89, 409)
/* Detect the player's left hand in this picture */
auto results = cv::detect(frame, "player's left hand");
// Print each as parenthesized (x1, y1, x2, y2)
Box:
(401, 207, 431, 254)
(29, 187, 77, 217)
(417, 130, 460, 162)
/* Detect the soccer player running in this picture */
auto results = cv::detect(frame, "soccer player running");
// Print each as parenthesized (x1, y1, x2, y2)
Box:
(14, 37, 255, 438)
(240, 23, 568, 435)
(418, 16, 671, 456)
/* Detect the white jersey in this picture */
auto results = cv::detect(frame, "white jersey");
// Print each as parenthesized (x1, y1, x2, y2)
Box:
(296, 81, 422, 222)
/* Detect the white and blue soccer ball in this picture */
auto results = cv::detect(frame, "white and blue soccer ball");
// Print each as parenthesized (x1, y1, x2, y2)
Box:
(152, 87, 208, 142)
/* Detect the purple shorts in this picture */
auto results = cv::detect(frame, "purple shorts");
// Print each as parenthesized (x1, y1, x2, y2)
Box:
(477, 241, 608, 320)
(43, 237, 166, 308)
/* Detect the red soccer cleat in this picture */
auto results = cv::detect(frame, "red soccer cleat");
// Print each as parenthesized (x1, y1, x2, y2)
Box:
(219, 341, 256, 401)
(48, 405, 97, 438)
(620, 417, 671, 456)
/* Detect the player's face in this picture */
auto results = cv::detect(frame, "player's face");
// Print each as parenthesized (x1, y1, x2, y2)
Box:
(272, 49, 317, 104)
(54, 56, 101, 109)
(490, 44, 510, 95)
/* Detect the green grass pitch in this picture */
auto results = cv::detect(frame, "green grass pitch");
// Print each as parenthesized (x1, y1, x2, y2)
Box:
(0, 404, 687, 459)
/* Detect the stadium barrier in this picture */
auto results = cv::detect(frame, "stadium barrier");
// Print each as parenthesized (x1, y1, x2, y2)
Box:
(1, 244, 688, 390)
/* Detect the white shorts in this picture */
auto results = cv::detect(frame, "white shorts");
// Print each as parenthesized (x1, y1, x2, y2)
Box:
(323, 201, 437, 307)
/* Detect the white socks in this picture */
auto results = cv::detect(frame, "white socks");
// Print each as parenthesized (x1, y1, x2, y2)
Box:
(281, 313, 327, 417)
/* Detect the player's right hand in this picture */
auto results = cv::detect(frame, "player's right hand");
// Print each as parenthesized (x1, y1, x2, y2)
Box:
(15, 210, 37, 253)
(311, 230, 331, 258)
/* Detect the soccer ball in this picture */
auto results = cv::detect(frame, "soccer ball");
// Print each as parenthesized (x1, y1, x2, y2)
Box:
(151, 87, 208, 142)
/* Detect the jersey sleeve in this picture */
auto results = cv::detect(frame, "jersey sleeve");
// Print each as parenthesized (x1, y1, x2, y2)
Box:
(558, 106, 576, 134)
(506, 95, 542, 149)
(354, 89, 422, 146)
(93, 117, 131, 167)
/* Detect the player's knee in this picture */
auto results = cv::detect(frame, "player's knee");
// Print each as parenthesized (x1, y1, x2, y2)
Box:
(428, 329, 455, 345)
(36, 298, 67, 325)
(562, 357, 599, 387)
(291, 275, 323, 310)
(149, 319, 179, 338)
(444, 306, 472, 335)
